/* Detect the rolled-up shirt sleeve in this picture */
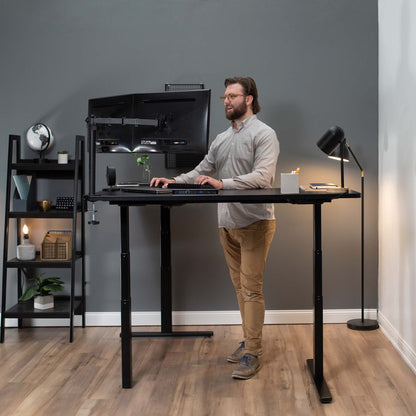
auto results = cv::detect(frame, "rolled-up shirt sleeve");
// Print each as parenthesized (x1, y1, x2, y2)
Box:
(173, 145, 217, 184)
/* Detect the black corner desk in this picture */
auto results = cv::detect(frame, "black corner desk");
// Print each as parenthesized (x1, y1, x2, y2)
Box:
(87, 188, 359, 403)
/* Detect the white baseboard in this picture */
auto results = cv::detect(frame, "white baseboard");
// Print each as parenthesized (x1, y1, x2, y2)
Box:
(2, 308, 378, 328)
(378, 311, 416, 375)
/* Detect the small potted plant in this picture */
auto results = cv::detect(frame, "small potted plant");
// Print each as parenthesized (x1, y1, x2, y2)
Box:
(133, 153, 152, 183)
(19, 273, 65, 310)
(57, 150, 69, 164)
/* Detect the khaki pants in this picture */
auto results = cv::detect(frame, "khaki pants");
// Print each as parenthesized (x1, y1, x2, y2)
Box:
(219, 220, 276, 356)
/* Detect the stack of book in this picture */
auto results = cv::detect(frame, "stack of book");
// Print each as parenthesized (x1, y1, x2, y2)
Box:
(309, 183, 346, 192)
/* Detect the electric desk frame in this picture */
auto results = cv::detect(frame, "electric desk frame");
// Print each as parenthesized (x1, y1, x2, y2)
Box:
(87, 188, 359, 402)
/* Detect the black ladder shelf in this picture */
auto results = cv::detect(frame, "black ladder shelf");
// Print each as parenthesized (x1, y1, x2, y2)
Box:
(1, 135, 86, 342)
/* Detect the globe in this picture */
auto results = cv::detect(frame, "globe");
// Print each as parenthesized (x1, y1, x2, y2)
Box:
(26, 123, 54, 153)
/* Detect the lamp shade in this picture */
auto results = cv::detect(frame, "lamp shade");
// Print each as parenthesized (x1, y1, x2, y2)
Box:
(328, 141, 349, 162)
(317, 126, 345, 155)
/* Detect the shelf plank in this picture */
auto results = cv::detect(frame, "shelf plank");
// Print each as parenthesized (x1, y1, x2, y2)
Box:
(9, 209, 80, 219)
(12, 159, 82, 179)
(6, 252, 83, 268)
(12, 159, 76, 170)
(4, 297, 83, 319)
(8, 205, 84, 218)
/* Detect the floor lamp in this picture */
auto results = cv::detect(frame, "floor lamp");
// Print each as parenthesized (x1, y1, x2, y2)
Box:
(317, 126, 378, 331)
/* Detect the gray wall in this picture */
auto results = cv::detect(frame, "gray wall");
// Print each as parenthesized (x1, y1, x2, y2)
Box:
(0, 0, 378, 312)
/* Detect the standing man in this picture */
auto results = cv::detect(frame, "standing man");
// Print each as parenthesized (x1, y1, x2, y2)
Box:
(151, 77, 279, 379)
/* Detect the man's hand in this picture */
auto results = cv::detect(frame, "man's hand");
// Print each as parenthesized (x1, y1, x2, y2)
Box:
(195, 175, 223, 190)
(150, 177, 176, 188)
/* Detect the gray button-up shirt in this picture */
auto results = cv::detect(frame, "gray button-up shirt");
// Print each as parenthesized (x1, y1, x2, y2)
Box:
(174, 115, 279, 228)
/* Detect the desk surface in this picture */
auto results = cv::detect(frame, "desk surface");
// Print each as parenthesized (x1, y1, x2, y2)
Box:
(87, 188, 360, 205)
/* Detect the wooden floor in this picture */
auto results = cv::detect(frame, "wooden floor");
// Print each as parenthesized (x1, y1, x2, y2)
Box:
(1, 324, 416, 416)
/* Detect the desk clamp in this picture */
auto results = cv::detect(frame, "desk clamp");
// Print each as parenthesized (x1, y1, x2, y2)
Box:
(87, 202, 100, 225)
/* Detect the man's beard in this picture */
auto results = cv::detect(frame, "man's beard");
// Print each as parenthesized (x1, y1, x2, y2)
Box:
(225, 100, 247, 120)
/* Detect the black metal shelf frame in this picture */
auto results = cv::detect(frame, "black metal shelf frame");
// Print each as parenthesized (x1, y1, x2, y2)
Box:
(1, 135, 86, 343)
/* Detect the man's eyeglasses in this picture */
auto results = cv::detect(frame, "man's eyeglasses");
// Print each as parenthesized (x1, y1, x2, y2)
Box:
(220, 93, 245, 101)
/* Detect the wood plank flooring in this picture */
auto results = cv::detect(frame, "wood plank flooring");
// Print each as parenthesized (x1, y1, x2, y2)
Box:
(1, 324, 416, 416)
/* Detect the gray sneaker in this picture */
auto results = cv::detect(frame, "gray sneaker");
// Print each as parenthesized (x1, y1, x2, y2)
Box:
(227, 341, 245, 363)
(232, 353, 261, 379)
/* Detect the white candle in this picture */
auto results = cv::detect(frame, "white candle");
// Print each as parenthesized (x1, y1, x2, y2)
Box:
(23, 224, 29, 241)
(17, 224, 35, 260)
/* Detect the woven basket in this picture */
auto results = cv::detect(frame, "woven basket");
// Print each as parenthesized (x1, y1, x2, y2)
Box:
(40, 230, 72, 260)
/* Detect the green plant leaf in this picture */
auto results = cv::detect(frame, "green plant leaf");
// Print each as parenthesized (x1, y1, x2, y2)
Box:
(135, 153, 151, 168)
(43, 278, 64, 285)
(43, 284, 64, 291)
(19, 285, 38, 301)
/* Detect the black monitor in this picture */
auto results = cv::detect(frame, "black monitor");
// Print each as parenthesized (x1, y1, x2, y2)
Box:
(88, 90, 211, 156)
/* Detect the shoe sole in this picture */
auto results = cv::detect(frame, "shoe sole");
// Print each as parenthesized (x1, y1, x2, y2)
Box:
(231, 364, 262, 380)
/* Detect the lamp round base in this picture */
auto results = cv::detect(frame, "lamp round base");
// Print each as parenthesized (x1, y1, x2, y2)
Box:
(347, 318, 379, 331)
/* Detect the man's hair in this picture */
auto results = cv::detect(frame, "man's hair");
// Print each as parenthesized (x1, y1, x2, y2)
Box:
(224, 76, 261, 114)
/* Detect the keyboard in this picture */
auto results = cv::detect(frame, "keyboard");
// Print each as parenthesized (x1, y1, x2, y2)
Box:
(167, 183, 218, 194)
(167, 183, 214, 190)
(117, 182, 218, 194)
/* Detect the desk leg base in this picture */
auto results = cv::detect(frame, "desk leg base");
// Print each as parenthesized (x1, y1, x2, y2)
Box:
(306, 359, 332, 403)
(132, 330, 214, 338)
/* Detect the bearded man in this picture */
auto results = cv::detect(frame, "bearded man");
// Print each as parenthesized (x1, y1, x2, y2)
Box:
(151, 76, 279, 379)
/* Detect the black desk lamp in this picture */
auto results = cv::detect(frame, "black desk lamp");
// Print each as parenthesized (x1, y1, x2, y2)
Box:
(317, 126, 378, 331)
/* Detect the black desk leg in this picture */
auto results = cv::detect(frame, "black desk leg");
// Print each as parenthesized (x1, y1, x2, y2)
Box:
(306, 203, 332, 403)
(120, 205, 132, 388)
(161, 205, 173, 332)
(132, 205, 213, 338)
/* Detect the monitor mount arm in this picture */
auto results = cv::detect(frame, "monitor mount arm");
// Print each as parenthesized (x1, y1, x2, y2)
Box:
(87, 116, 159, 127)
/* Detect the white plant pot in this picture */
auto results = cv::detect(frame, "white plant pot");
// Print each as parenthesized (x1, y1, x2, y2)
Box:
(58, 153, 68, 164)
(34, 295, 54, 310)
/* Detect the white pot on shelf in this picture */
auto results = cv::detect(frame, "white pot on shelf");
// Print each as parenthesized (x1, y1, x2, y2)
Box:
(34, 294, 54, 310)
(57, 153, 68, 164)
